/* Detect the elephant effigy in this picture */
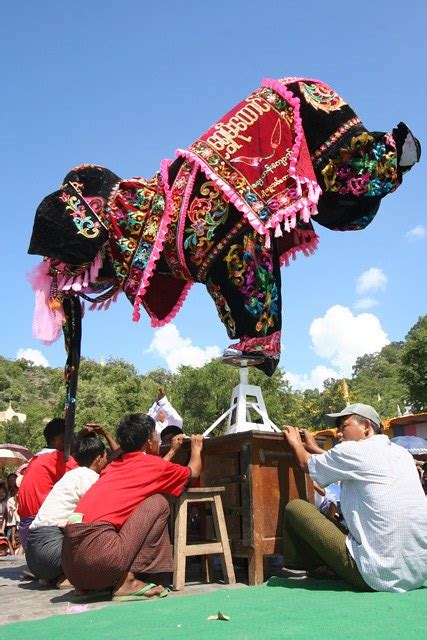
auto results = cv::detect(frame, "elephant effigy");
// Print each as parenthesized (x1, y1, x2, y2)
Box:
(28, 76, 420, 453)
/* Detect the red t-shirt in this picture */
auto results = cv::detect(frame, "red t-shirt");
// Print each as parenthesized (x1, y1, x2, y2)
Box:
(75, 451, 191, 528)
(18, 451, 78, 518)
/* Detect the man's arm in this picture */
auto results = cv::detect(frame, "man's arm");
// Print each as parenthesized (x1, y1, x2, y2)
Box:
(186, 435, 203, 479)
(163, 434, 186, 462)
(283, 427, 312, 473)
(83, 424, 120, 452)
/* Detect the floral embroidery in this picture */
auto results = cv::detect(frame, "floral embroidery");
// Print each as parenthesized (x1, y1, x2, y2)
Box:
(206, 280, 236, 338)
(224, 231, 278, 335)
(321, 132, 398, 197)
(184, 181, 229, 266)
(59, 189, 102, 239)
(299, 81, 346, 112)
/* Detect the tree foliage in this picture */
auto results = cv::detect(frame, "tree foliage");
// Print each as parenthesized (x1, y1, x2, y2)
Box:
(399, 316, 427, 412)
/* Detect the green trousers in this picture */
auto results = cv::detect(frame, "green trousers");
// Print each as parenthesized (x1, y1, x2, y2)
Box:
(283, 499, 372, 591)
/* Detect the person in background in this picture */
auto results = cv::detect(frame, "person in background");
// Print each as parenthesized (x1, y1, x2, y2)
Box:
(26, 434, 107, 589)
(6, 473, 20, 552)
(161, 425, 184, 447)
(283, 403, 427, 592)
(62, 413, 203, 601)
(148, 387, 183, 436)
(18, 418, 78, 550)
(0, 481, 13, 556)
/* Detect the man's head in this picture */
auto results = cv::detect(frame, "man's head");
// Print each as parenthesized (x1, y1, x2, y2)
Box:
(116, 413, 159, 455)
(43, 418, 67, 450)
(7, 473, 17, 492)
(161, 425, 183, 446)
(74, 435, 107, 473)
(325, 403, 381, 442)
(156, 409, 166, 424)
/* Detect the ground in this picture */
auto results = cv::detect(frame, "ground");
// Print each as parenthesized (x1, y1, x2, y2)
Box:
(1, 556, 426, 639)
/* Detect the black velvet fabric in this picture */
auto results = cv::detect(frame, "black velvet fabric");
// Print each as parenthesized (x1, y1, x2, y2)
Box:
(28, 166, 121, 264)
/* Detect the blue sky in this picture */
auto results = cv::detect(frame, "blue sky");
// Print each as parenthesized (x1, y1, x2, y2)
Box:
(1, 0, 426, 389)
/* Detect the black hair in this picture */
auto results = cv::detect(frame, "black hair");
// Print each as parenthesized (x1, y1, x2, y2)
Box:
(43, 418, 66, 446)
(338, 414, 382, 435)
(160, 425, 183, 443)
(74, 435, 106, 467)
(116, 413, 155, 453)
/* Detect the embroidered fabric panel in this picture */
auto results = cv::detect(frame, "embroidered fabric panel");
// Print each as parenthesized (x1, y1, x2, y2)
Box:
(178, 85, 320, 236)
(205, 227, 282, 347)
(107, 175, 165, 304)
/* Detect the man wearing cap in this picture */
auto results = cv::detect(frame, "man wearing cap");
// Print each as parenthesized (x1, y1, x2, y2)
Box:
(282, 403, 427, 592)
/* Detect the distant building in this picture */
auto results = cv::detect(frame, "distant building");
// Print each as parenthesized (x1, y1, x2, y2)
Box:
(0, 400, 27, 424)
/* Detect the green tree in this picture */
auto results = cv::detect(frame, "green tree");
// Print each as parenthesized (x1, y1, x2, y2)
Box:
(351, 342, 407, 419)
(399, 315, 427, 412)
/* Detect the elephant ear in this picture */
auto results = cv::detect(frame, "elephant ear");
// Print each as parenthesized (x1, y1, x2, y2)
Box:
(28, 165, 121, 265)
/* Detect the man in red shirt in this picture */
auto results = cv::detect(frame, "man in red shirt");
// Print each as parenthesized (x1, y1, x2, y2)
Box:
(18, 418, 78, 550)
(62, 413, 203, 601)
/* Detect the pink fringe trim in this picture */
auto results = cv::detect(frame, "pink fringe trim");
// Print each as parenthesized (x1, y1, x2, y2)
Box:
(149, 281, 194, 328)
(27, 261, 65, 344)
(280, 230, 319, 267)
(132, 159, 175, 322)
(58, 252, 103, 292)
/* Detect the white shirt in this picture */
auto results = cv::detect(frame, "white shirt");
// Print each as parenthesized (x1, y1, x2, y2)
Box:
(308, 435, 427, 592)
(148, 395, 183, 435)
(30, 467, 99, 529)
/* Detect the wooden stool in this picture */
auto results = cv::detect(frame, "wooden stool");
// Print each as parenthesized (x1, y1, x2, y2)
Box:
(173, 487, 236, 591)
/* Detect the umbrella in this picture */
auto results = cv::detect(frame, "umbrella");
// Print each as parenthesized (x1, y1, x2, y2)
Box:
(0, 444, 33, 461)
(390, 436, 427, 455)
(0, 449, 28, 470)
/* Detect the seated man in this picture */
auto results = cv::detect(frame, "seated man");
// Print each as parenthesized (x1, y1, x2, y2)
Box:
(148, 386, 183, 436)
(25, 434, 107, 588)
(18, 418, 78, 550)
(62, 413, 203, 601)
(283, 403, 427, 592)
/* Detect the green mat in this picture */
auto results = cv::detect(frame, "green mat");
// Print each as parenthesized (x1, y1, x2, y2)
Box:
(2, 578, 426, 640)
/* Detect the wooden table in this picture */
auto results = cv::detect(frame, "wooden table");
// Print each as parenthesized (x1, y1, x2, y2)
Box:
(163, 430, 313, 585)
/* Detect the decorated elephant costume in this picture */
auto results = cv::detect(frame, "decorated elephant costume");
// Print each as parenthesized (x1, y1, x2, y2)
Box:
(28, 76, 420, 453)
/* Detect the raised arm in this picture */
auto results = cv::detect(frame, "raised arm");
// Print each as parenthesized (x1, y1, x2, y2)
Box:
(186, 435, 203, 479)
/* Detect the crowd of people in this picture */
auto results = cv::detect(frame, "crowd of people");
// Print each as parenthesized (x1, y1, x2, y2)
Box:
(0, 395, 426, 598)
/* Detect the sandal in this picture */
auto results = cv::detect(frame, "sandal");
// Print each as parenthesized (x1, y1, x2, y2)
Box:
(112, 583, 163, 602)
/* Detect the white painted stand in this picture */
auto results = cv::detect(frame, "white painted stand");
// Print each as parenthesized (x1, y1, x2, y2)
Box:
(203, 367, 281, 437)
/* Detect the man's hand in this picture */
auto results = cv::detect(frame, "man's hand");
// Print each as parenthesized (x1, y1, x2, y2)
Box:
(282, 426, 303, 449)
(300, 429, 324, 454)
(83, 423, 120, 452)
(83, 423, 107, 436)
(170, 434, 185, 452)
(190, 434, 204, 452)
(156, 386, 165, 403)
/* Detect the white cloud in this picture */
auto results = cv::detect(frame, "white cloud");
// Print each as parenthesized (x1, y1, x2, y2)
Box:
(353, 297, 379, 311)
(356, 268, 387, 295)
(405, 225, 426, 240)
(148, 324, 221, 372)
(284, 365, 339, 391)
(16, 348, 49, 367)
(309, 305, 389, 375)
